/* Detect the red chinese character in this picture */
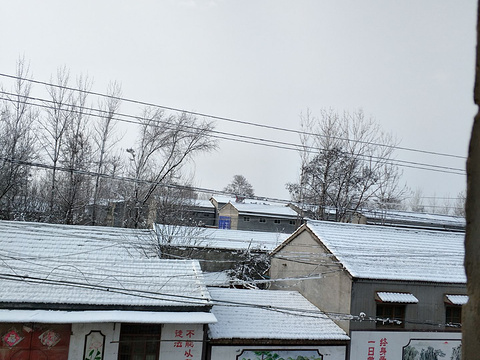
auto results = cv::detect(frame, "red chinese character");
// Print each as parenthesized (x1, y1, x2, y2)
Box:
(380, 338, 388, 347)
(368, 347, 375, 356)
(380, 347, 387, 355)
(175, 330, 183, 338)
(174, 341, 183, 348)
(379, 357, 386, 360)
(367, 357, 374, 360)
(184, 349, 193, 357)
(368, 340, 375, 343)
(186, 330, 195, 338)
(185, 341, 194, 348)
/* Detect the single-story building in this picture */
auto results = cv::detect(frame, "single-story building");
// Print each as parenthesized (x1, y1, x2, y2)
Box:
(206, 287, 349, 360)
(0, 220, 215, 360)
(269, 220, 466, 360)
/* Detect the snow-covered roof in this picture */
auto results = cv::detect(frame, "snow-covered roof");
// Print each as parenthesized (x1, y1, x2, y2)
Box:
(363, 209, 465, 230)
(0, 220, 211, 309)
(0, 220, 157, 260)
(212, 196, 298, 218)
(154, 224, 289, 251)
(229, 202, 299, 218)
(0, 310, 217, 324)
(202, 271, 232, 287)
(207, 288, 349, 341)
(1, 257, 211, 309)
(376, 292, 419, 303)
(277, 220, 466, 284)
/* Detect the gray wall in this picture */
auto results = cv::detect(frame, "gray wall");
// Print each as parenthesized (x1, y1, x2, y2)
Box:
(350, 279, 466, 331)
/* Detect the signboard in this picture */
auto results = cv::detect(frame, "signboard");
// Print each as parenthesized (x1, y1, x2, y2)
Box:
(350, 331, 462, 360)
(159, 324, 204, 360)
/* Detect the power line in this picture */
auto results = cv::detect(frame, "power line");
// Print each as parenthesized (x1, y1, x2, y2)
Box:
(0, 90, 466, 176)
(0, 72, 467, 160)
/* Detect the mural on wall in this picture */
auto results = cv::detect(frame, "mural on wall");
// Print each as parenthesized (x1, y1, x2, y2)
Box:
(237, 350, 323, 360)
(402, 339, 461, 360)
(83, 330, 105, 360)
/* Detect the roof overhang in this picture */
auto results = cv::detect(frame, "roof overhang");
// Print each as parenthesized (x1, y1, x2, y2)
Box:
(0, 310, 217, 324)
(375, 292, 419, 304)
(445, 294, 469, 305)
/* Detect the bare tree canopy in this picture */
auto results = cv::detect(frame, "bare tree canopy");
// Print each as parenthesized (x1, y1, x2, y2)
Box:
(224, 174, 255, 198)
(287, 109, 404, 221)
(0, 61, 217, 228)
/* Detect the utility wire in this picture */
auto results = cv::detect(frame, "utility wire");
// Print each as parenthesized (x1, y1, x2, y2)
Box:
(0, 72, 467, 160)
(0, 90, 466, 175)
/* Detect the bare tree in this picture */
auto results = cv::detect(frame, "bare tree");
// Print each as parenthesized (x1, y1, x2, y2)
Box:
(38, 67, 74, 220)
(453, 191, 466, 217)
(287, 109, 401, 221)
(124, 108, 216, 228)
(224, 174, 255, 199)
(56, 75, 93, 224)
(0, 58, 37, 219)
(90, 81, 123, 225)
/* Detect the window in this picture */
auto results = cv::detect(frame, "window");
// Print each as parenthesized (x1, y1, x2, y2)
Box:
(118, 324, 161, 360)
(259, 218, 266, 223)
(444, 294, 467, 328)
(446, 306, 462, 326)
(243, 216, 250, 222)
(274, 219, 281, 224)
(376, 304, 405, 328)
(289, 220, 296, 225)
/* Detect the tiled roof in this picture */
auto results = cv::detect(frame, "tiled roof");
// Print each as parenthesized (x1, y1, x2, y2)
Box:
(284, 220, 466, 283)
(208, 288, 349, 341)
(0, 221, 210, 309)
(155, 224, 289, 251)
(0, 220, 157, 259)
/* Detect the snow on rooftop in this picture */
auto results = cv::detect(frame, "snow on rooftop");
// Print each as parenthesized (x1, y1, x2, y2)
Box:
(445, 295, 469, 305)
(207, 288, 349, 341)
(211, 196, 298, 218)
(376, 292, 419, 303)
(0, 220, 157, 260)
(0, 257, 211, 308)
(0, 221, 211, 308)
(363, 209, 465, 228)
(303, 220, 466, 284)
(230, 202, 299, 218)
(155, 224, 289, 251)
(0, 310, 217, 324)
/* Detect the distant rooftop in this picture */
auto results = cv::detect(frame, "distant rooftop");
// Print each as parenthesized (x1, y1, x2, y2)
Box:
(154, 223, 289, 251)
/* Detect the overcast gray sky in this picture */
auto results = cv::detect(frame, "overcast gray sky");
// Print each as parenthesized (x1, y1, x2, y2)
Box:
(1, 1, 477, 204)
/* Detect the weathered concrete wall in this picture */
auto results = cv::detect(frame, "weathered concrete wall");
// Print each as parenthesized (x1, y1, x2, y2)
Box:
(463, 3, 480, 357)
(269, 230, 352, 332)
(217, 203, 239, 230)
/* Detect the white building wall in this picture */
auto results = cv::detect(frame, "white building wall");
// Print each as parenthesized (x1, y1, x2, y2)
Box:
(159, 323, 204, 360)
(69, 323, 120, 360)
(68, 322, 205, 360)
(350, 331, 462, 360)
